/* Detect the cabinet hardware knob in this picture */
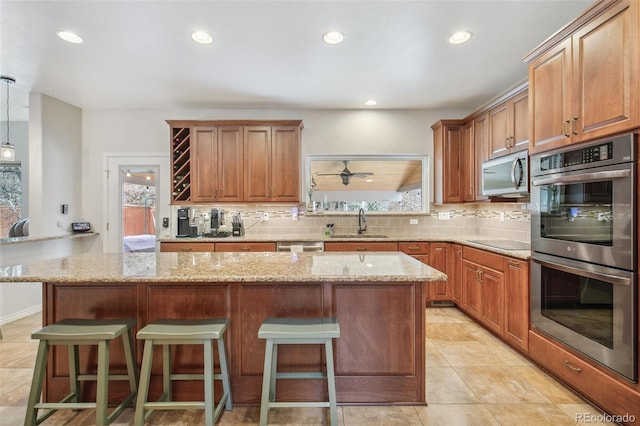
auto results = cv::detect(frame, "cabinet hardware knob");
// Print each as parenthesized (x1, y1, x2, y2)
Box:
(508, 260, 520, 267)
(457, 251, 462, 260)
(563, 360, 582, 373)
(181, 248, 193, 252)
(356, 247, 367, 251)
(562, 119, 571, 137)
(571, 116, 579, 135)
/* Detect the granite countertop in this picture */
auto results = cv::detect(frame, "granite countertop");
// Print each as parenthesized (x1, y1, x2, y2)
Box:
(0, 232, 99, 247)
(0, 251, 446, 283)
(158, 234, 531, 260)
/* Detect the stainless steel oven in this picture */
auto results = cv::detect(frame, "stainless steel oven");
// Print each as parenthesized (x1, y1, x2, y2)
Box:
(531, 133, 635, 271)
(530, 133, 637, 382)
(531, 253, 636, 381)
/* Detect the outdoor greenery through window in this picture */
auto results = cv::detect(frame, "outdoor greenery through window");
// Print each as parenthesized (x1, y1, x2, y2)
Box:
(0, 163, 22, 237)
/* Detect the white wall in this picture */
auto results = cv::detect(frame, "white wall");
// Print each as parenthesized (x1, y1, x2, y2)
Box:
(28, 94, 82, 237)
(81, 107, 470, 245)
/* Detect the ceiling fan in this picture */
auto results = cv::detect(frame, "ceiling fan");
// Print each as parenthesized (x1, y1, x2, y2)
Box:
(316, 160, 374, 186)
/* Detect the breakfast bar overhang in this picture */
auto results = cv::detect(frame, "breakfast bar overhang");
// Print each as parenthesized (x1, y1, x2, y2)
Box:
(0, 251, 446, 405)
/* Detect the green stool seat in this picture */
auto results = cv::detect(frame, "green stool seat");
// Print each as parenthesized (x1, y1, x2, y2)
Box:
(134, 319, 232, 426)
(25, 318, 139, 426)
(258, 317, 340, 426)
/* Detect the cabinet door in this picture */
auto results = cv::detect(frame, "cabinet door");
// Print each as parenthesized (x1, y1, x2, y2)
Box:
(479, 265, 504, 335)
(429, 243, 449, 300)
(573, 1, 639, 142)
(217, 127, 244, 202)
(449, 244, 463, 304)
(191, 127, 218, 202)
(473, 115, 489, 201)
(488, 102, 510, 158)
(462, 260, 481, 318)
(214, 242, 276, 252)
(244, 126, 272, 201)
(510, 90, 529, 152)
(270, 126, 300, 201)
(462, 121, 475, 202)
(504, 258, 529, 352)
(529, 38, 573, 154)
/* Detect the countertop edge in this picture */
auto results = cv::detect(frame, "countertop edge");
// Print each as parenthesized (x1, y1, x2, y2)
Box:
(0, 232, 99, 247)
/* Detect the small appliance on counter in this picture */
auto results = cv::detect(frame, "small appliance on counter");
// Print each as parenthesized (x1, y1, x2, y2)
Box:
(231, 213, 245, 236)
(205, 208, 231, 237)
(71, 222, 92, 233)
(176, 207, 197, 237)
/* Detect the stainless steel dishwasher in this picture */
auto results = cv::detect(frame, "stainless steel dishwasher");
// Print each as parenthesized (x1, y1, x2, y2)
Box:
(276, 241, 324, 252)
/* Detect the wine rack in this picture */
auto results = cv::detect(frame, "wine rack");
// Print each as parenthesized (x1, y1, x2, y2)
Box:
(171, 127, 191, 202)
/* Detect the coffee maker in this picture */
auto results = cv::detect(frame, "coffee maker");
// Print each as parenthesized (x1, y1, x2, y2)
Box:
(206, 208, 231, 237)
(176, 207, 196, 237)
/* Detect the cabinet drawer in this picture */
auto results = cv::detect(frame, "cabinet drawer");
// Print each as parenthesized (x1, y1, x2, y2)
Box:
(399, 242, 429, 255)
(215, 242, 276, 252)
(160, 242, 214, 252)
(463, 246, 503, 271)
(529, 330, 640, 421)
(324, 242, 398, 252)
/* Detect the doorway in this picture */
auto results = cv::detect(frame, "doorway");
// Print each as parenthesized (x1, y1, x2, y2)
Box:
(104, 154, 170, 253)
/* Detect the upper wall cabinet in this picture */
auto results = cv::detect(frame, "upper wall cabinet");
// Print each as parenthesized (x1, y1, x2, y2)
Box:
(526, 0, 639, 154)
(167, 120, 303, 204)
(488, 88, 529, 158)
(432, 119, 465, 204)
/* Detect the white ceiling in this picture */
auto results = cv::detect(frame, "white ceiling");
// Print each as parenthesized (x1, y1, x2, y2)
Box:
(1, 0, 593, 121)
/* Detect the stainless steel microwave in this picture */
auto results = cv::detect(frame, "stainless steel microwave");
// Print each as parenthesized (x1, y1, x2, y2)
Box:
(482, 150, 529, 197)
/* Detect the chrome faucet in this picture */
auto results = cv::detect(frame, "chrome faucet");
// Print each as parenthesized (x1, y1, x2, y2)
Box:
(357, 208, 367, 235)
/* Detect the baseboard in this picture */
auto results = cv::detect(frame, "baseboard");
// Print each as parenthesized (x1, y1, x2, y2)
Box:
(0, 305, 42, 326)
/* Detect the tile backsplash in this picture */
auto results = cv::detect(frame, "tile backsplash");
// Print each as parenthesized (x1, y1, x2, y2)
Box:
(169, 202, 531, 242)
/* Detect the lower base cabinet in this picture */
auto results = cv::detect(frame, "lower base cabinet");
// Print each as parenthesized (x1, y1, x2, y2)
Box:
(504, 258, 529, 352)
(529, 330, 640, 424)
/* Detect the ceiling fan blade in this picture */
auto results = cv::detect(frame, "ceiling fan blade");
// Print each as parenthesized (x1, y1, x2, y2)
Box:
(352, 172, 374, 178)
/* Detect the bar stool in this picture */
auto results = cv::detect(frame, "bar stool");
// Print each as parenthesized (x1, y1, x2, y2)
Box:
(25, 318, 138, 426)
(134, 319, 232, 426)
(258, 317, 340, 426)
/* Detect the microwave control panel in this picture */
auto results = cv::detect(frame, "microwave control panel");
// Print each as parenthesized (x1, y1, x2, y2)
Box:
(539, 142, 612, 172)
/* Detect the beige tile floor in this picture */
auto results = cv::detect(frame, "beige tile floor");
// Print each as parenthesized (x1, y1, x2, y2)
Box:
(0, 308, 615, 425)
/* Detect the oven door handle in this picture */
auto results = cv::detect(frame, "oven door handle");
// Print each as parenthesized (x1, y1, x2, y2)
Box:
(534, 258, 632, 287)
(531, 169, 630, 186)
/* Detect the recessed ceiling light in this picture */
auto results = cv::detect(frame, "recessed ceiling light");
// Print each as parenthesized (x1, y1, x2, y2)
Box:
(365, 178, 374, 183)
(322, 31, 344, 45)
(364, 99, 378, 106)
(56, 31, 83, 44)
(448, 31, 472, 45)
(191, 31, 214, 44)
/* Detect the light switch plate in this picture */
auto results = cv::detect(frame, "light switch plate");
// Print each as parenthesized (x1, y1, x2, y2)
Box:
(409, 218, 418, 225)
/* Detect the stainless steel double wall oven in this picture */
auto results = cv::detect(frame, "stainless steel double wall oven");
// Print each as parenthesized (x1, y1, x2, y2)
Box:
(530, 133, 637, 381)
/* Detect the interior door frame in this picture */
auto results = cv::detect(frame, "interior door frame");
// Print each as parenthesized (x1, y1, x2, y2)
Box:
(103, 153, 170, 253)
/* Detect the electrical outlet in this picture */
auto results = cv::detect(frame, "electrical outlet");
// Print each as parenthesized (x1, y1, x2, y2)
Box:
(262, 212, 269, 221)
(598, 212, 605, 221)
(438, 211, 450, 221)
(500, 212, 505, 222)
(409, 218, 418, 225)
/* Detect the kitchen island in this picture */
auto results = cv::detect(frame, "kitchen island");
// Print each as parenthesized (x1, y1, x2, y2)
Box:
(0, 251, 445, 406)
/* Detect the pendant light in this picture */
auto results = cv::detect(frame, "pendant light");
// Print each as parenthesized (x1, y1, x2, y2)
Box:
(1, 75, 16, 162)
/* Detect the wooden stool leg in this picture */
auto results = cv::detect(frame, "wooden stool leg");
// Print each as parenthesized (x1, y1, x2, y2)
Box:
(203, 340, 214, 426)
(67, 344, 81, 405)
(122, 328, 139, 396)
(25, 341, 49, 426)
(162, 343, 172, 401)
(95, 340, 110, 426)
(325, 339, 338, 426)
(269, 343, 278, 402)
(259, 339, 275, 426)
(216, 336, 233, 410)
(134, 340, 154, 426)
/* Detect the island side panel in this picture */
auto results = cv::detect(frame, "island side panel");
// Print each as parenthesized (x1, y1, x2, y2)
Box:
(42, 282, 144, 404)
(333, 282, 425, 404)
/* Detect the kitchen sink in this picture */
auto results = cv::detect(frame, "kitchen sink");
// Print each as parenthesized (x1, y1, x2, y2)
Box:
(330, 234, 389, 239)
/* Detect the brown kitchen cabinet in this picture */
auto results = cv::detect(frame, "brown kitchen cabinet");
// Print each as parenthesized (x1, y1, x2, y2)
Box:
(487, 86, 528, 158)
(398, 242, 429, 264)
(504, 257, 530, 352)
(462, 121, 476, 202)
(526, 0, 639, 154)
(244, 124, 301, 202)
(214, 242, 276, 252)
(160, 242, 215, 252)
(461, 246, 505, 336)
(428, 243, 449, 301)
(170, 127, 192, 203)
(472, 114, 489, 201)
(432, 120, 465, 204)
(449, 244, 463, 304)
(324, 241, 399, 252)
(191, 126, 244, 202)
